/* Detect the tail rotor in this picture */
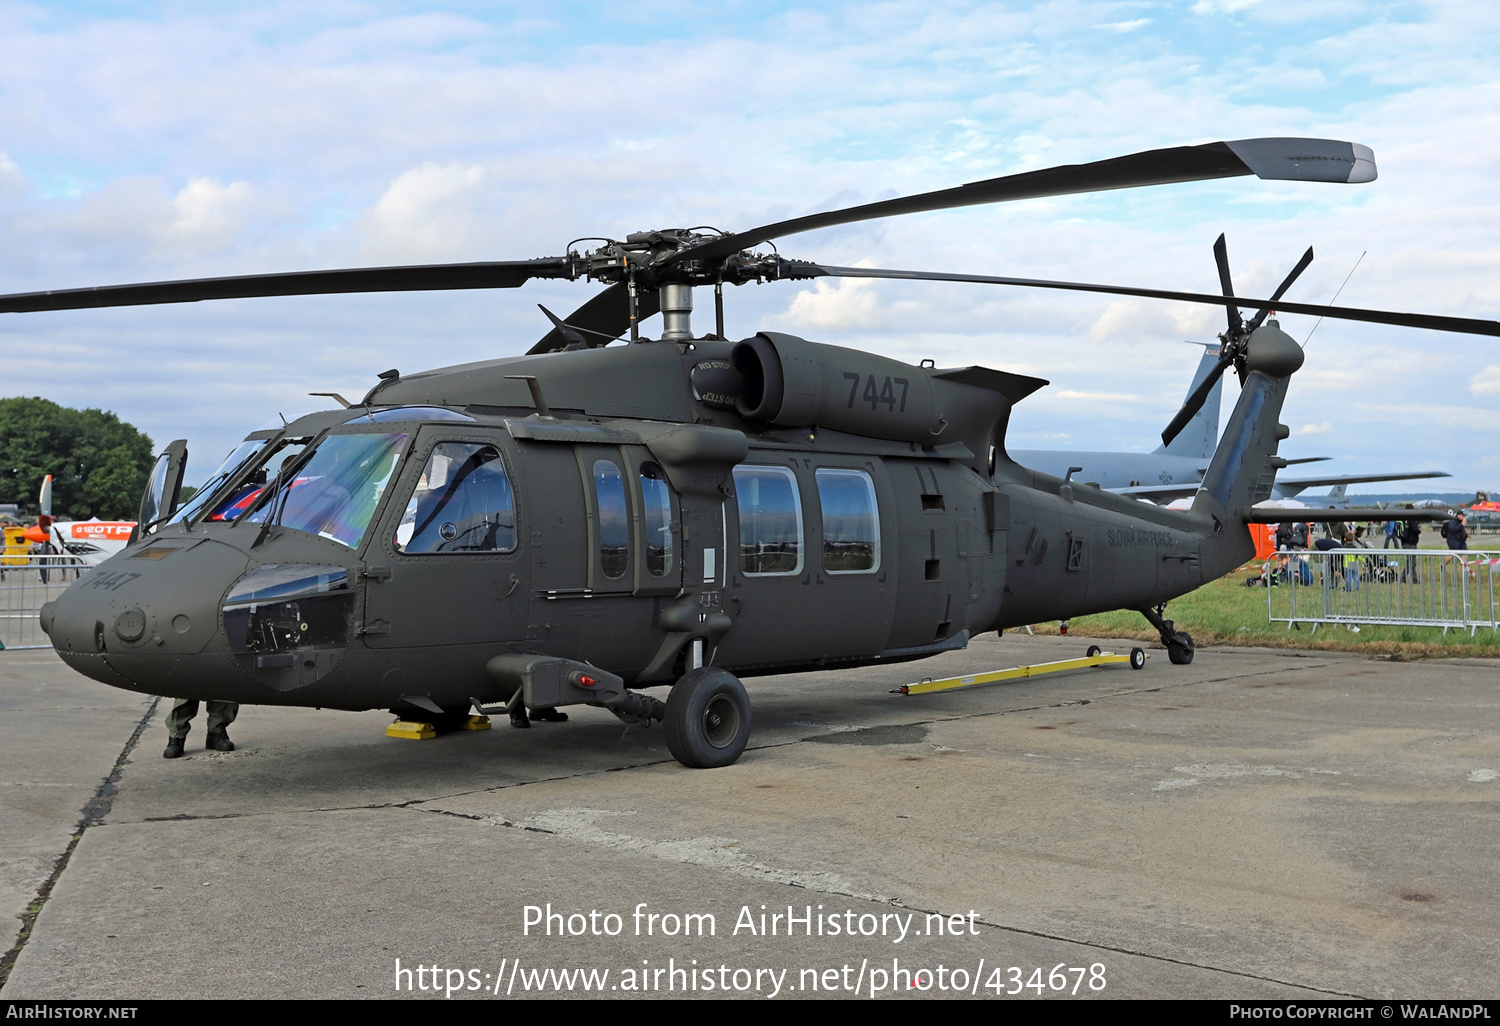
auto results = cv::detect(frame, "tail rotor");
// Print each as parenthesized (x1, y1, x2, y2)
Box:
(1160, 236, 1313, 446)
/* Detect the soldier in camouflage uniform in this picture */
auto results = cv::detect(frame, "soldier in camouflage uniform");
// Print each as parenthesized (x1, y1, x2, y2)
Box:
(163, 698, 239, 758)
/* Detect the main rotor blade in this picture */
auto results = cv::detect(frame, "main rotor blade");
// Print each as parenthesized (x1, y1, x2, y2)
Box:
(1212, 233, 1243, 336)
(1245, 245, 1314, 334)
(0, 259, 572, 314)
(526, 283, 663, 354)
(670, 138, 1376, 266)
(802, 265, 1500, 337)
(1160, 352, 1235, 447)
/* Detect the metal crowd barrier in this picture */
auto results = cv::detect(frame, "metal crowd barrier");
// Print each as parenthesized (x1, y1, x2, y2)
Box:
(1265, 549, 1500, 634)
(0, 554, 90, 650)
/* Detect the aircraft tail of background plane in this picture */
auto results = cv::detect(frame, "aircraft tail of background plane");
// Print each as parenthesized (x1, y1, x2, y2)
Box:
(1273, 469, 1451, 502)
(1153, 343, 1222, 460)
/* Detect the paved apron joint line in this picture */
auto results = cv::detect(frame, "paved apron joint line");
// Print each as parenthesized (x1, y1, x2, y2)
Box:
(0, 696, 160, 994)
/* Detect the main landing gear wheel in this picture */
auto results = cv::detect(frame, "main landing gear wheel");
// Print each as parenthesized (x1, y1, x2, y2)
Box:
(1166, 632, 1195, 665)
(664, 666, 751, 769)
(1129, 647, 1146, 670)
(1086, 645, 1102, 658)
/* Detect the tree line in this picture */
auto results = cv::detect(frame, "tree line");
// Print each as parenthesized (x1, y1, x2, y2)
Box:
(0, 397, 155, 521)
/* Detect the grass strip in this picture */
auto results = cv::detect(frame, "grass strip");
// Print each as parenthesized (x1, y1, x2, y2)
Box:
(1028, 568, 1500, 659)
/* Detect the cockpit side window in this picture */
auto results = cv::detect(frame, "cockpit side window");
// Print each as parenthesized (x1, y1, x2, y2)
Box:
(395, 442, 516, 554)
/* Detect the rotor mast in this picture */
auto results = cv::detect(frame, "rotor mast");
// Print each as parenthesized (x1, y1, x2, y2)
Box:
(659, 282, 694, 342)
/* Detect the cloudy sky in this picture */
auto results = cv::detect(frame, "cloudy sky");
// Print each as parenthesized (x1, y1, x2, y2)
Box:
(2, 1, 1496, 493)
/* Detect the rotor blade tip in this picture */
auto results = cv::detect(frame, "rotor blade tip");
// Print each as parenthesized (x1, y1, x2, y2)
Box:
(1226, 138, 1378, 185)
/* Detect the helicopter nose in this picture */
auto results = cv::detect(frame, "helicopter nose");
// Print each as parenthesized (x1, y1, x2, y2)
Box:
(46, 539, 251, 693)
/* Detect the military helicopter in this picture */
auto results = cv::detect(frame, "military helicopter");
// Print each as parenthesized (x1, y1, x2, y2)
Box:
(16, 137, 1499, 768)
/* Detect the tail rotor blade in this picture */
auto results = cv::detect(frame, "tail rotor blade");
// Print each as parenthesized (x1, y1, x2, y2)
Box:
(1160, 352, 1234, 446)
(1246, 246, 1314, 333)
(1213, 233, 1243, 336)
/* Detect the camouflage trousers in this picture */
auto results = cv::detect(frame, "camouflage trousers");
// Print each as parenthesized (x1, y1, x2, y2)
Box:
(164, 698, 238, 740)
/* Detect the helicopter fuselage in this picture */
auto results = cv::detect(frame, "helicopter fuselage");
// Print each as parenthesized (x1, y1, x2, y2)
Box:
(41, 332, 1263, 718)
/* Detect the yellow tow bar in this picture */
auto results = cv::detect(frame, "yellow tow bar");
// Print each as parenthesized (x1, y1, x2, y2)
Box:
(896, 646, 1147, 696)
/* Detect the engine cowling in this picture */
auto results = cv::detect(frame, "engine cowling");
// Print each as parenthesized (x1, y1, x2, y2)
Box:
(730, 332, 944, 443)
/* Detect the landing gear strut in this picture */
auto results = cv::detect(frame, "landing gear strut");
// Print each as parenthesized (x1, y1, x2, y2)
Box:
(1138, 604, 1195, 665)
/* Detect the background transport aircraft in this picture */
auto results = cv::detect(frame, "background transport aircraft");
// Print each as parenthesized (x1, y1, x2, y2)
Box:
(1015, 345, 1449, 505)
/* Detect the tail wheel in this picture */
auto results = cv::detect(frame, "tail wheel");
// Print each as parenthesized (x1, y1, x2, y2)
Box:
(1086, 645, 1102, 658)
(1166, 632, 1195, 665)
(1129, 647, 1146, 670)
(664, 667, 752, 769)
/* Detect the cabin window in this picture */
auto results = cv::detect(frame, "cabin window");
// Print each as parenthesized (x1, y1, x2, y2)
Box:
(733, 465, 804, 576)
(594, 459, 629, 579)
(394, 442, 516, 553)
(640, 462, 673, 577)
(816, 468, 880, 573)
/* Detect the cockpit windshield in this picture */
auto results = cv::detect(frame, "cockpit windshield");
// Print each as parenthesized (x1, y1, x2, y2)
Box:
(246, 432, 409, 549)
(203, 437, 312, 523)
(169, 439, 268, 525)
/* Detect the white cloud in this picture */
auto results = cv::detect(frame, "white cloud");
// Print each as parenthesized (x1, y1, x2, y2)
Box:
(0, 151, 26, 201)
(1089, 299, 1218, 343)
(1055, 390, 1144, 402)
(771, 277, 927, 333)
(1471, 365, 1500, 396)
(166, 178, 256, 248)
(1190, 0, 1262, 13)
(42, 174, 262, 266)
(360, 162, 487, 262)
(1294, 422, 1332, 435)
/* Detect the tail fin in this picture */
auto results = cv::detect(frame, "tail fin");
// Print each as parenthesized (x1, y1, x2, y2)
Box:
(1153, 344, 1223, 459)
(1192, 322, 1304, 575)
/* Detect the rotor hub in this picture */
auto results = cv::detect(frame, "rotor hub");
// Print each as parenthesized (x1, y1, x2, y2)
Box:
(574, 230, 807, 290)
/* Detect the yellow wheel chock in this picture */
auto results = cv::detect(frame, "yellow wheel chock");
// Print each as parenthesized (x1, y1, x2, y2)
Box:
(385, 714, 492, 739)
(386, 720, 437, 739)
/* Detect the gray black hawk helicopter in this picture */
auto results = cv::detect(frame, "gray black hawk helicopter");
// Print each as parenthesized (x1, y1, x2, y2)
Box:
(15, 137, 1499, 768)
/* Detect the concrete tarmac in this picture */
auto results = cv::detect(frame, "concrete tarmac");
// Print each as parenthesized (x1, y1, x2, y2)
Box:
(1, 633, 1496, 1000)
